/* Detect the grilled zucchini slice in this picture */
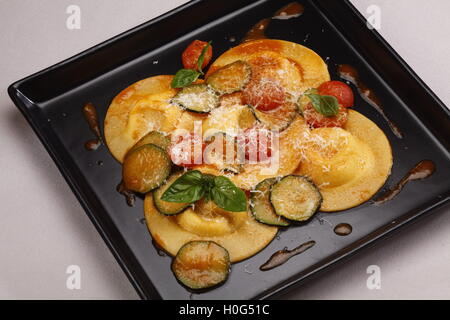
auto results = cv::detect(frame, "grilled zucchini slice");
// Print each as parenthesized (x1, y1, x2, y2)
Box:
(172, 241, 230, 290)
(238, 106, 259, 130)
(251, 178, 290, 227)
(270, 175, 322, 222)
(122, 144, 171, 193)
(254, 102, 299, 131)
(172, 84, 219, 113)
(130, 131, 170, 153)
(153, 172, 192, 215)
(206, 60, 252, 95)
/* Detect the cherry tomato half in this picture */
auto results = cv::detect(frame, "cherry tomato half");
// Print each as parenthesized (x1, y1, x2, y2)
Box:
(318, 81, 354, 108)
(303, 103, 348, 128)
(182, 40, 213, 71)
(243, 79, 286, 111)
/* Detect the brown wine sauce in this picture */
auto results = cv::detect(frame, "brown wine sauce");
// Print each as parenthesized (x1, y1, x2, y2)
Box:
(116, 181, 136, 207)
(82, 102, 103, 151)
(375, 160, 436, 205)
(337, 64, 403, 138)
(242, 2, 304, 43)
(273, 2, 304, 20)
(334, 223, 353, 236)
(152, 240, 167, 257)
(260, 240, 316, 271)
(242, 18, 271, 43)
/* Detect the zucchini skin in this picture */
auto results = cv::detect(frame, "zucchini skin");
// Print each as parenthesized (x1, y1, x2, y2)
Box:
(122, 144, 172, 194)
(239, 105, 259, 129)
(206, 60, 252, 95)
(253, 102, 300, 132)
(251, 178, 290, 227)
(130, 131, 170, 153)
(269, 175, 322, 222)
(153, 172, 191, 215)
(172, 241, 230, 290)
(171, 84, 219, 114)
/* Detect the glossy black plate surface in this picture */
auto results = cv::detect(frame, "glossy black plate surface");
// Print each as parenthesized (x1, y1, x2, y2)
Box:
(8, 0, 450, 300)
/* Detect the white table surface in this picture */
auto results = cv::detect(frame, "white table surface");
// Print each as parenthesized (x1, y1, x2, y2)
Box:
(0, 0, 449, 300)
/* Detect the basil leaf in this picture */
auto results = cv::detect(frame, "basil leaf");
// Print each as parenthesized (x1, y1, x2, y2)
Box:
(197, 41, 212, 74)
(306, 93, 339, 117)
(161, 171, 205, 203)
(211, 176, 247, 212)
(171, 69, 200, 88)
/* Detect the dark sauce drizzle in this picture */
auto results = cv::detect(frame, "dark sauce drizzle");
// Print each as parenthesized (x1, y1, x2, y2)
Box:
(260, 240, 316, 271)
(334, 223, 353, 236)
(152, 240, 167, 257)
(273, 2, 305, 20)
(375, 160, 436, 205)
(83, 103, 103, 151)
(242, 2, 304, 43)
(337, 64, 403, 138)
(242, 18, 271, 43)
(116, 180, 136, 207)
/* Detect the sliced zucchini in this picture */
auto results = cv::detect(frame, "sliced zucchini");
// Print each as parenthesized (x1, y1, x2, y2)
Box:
(122, 144, 171, 193)
(172, 84, 219, 113)
(270, 175, 322, 222)
(172, 241, 230, 290)
(250, 178, 290, 227)
(238, 106, 259, 130)
(130, 131, 170, 153)
(206, 60, 252, 95)
(253, 102, 299, 131)
(153, 172, 191, 215)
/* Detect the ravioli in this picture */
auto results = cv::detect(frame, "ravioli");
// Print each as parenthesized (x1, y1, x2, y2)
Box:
(104, 76, 178, 163)
(295, 110, 393, 211)
(144, 196, 277, 263)
(206, 39, 330, 97)
(104, 39, 393, 266)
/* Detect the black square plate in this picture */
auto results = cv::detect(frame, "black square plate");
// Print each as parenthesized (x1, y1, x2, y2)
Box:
(8, 0, 450, 299)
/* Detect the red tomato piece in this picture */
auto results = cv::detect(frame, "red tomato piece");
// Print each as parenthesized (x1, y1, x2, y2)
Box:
(303, 103, 348, 128)
(182, 40, 213, 71)
(318, 81, 354, 108)
(242, 79, 285, 111)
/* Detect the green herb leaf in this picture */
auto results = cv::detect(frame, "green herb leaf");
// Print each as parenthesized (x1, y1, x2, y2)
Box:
(211, 176, 247, 212)
(171, 69, 201, 88)
(197, 41, 212, 74)
(306, 93, 339, 117)
(161, 170, 205, 203)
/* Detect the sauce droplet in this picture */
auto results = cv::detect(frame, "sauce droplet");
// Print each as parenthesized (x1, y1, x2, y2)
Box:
(273, 2, 304, 20)
(337, 64, 403, 139)
(260, 240, 316, 271)
(152, 239, 167, 257)
(375, 160, 436, 205)
(334, 223, 353, 236)
(242, 2, 305, 43)
(116, 180, 136, 207)
(82, 103, 103, 151)
(242, 18, 271, 43)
